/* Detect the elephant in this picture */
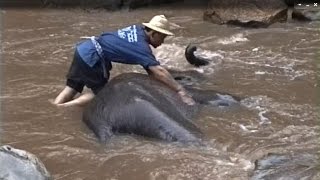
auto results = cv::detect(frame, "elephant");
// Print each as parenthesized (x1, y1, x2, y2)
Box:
(82, 44, 240, 144)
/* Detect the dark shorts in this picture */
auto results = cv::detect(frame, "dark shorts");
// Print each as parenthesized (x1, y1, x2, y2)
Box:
(66, 49, 111, 94)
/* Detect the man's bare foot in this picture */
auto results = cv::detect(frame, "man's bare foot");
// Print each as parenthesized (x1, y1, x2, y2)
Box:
(48, 99, 72, 108)
(48, 99, 56, 106)
(49, 92, 94, 108)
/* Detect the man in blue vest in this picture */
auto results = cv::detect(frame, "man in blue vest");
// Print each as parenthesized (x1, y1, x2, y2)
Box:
(53, 15, 195, 107)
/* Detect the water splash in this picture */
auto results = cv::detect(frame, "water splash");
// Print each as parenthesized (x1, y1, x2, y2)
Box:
(216, 33, 249, 45)
(153, 43, 224, 75)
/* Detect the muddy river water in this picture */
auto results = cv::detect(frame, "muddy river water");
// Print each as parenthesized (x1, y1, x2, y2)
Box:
(1, 6, 319, 180)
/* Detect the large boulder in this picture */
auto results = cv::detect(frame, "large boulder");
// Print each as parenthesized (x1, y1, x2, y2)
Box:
(0, 145, 51, 180)
(203, 0, 288, 28)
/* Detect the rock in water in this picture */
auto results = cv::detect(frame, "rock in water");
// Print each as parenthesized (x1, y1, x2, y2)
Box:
(203, 0, 288, 28)
(0, 145, 51, 180)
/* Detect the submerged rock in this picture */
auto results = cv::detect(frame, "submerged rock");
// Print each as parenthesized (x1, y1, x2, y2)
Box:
(0, 145, 51, 180)
(251, 153, 319, 180)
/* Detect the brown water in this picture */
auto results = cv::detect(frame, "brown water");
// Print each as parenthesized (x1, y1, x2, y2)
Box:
(1, 7, 319, 180)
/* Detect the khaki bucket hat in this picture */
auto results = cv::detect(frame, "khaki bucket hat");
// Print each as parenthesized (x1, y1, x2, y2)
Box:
(142, 15, 174, 36)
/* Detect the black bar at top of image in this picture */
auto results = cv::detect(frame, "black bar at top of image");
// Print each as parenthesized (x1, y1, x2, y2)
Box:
(295, 0, 320, 4)
(0, 0, 210, 9)
(0, 0, 44, 7)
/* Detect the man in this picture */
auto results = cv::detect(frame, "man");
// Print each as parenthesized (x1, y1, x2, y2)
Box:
(53, 15, 195, 107)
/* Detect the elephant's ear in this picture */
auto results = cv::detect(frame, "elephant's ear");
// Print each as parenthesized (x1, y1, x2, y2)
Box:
(184, 44, 210, 67)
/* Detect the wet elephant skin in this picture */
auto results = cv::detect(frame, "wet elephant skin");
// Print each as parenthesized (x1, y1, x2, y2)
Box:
(82, 72, 240, 144)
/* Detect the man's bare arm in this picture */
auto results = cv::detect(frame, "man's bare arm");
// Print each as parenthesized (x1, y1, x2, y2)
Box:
(148, 65, 183, 92)
(147, 65, 195, 105)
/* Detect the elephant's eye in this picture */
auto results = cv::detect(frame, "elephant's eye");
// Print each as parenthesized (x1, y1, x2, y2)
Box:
(174, 76, 184, 80)
(174, 76, 191, 81)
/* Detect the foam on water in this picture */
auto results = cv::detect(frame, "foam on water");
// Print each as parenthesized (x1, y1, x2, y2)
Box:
(241, 95, 316, 127)
(225, 48, 314, 81)
(240, 96, 272, 126)
(216, 33, 249, 45)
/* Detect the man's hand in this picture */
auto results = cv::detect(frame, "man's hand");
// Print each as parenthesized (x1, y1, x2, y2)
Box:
(178, 90, 195, 106)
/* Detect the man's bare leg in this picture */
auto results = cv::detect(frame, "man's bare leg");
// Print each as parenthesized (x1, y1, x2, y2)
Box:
(53, 86, 78, 105)
(56, 92, 95, 107)
(52, 86, 95, 107)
